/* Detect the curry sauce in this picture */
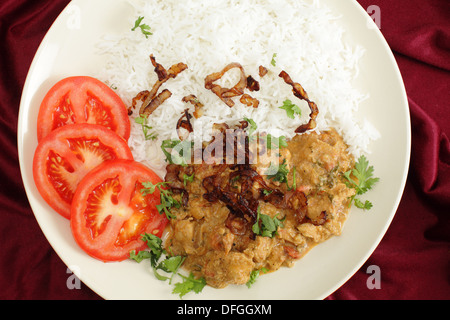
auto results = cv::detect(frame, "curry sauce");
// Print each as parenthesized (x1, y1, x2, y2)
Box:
(163, 128, 355, 289)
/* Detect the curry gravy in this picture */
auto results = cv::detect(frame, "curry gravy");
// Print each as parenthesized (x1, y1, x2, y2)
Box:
(163, 128, 355, 288)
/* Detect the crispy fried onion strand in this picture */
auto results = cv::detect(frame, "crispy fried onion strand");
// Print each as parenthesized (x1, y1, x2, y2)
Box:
(176, 109, 194, 141)
(200, 125, 310, 233)
(165, 164, 190, 207)
(129, 90, 149, 115)
(182, 94, 204, 119)
(202, 163, 310, 235)
(240, 94, 259, 108)
(132, 54, 188, 117)
(279, 70, 319, 133)
(164, 123, 328, 237)
(205, 62, 259, 108)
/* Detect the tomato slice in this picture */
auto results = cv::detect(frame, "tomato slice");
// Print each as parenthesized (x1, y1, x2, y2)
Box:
(37, 76, 130, 142)
(70, 160, 168, 262)
(33, 123, 133, 219)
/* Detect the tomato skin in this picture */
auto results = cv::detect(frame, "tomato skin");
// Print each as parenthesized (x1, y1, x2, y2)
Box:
(37, 76, 130, 142)
(33, 123, 133, 219)
(70, 160, 168, 262)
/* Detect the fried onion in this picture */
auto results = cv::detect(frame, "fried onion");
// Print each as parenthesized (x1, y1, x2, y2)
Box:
(279, 70, 319, 133)
(136, 54, 188, 116)
(182, 94, 204, 119)
(176, 109, 194, 141)
(205, 62, 259, 109)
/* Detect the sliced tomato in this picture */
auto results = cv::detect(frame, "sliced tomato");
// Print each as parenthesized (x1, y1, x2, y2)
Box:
(33, 123, 133, 219)
(37, 76, 130, 142)
(70, 159, 168, 262)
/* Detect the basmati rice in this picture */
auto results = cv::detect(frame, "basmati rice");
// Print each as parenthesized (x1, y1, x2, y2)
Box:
(95, 0, 380, 176)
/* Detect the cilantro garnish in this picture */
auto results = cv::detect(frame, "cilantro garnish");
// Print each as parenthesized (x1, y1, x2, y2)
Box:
(244, 117, 258, 136)
(252, 207, 284, 238)
(131, 16, 153, 38)
(288, 166, 297, 191)
(161, 139, 193, 166)
(172, 273, 207, 298)
(129, 250, 152, 263)
(130, 233, 206, 299)
(266, 159, 289, 183)
(265, 134, 288, 150)
(183, 173, 195, 186)
(271, 53, 277, 67)
(141, 181, 180, 220)
(135, 115, 158, 141)
(343, 155, 379, 210)
(279, 99, 301, 119)
(246, 268, 268, 288)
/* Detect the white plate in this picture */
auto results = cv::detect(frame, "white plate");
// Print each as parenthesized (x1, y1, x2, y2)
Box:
(18, 0, 410, 300)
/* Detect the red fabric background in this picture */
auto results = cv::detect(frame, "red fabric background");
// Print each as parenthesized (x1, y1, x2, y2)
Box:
(1, 0, 448, 300)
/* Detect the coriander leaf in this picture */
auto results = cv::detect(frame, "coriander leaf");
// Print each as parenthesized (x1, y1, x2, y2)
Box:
(279, 99, 301, 119)
(131, 233, 206, 299)
(244, 117, 257, 136)
(154, 255, 186, 284)
(183, 173, 195, 186)
(266, 159, 289, 183)
(246, 268, 268, 288)
(152, 267, 171, 281)
(141, 233, 163, 254)
(156, 191, 180, 220)
(161, 139, 193, 166)
(132, 16, 144, 30)
(135, 115, 158, 141)
(344, 155, 379, 195)
(160, 256, 185, 274)
(266, 134, 287, 150)
(141, 181, 180, 220)
(161, 139, 181, 164)
(141, 181, 168, 196)
(354, 155, 379, 194)
(140, 233, 164, 266)
(271, 53, 277, 67)
(131, 16, 153, 38)
(354, 198, 373, 210)
(173, 273, 207, 298)
(129, 250, 152, 263)
(252, 207, 284, 238)
(343, 155, 379, 211)
(287, 166, 297, 191)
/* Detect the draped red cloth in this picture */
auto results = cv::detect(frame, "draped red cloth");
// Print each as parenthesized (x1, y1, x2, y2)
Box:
(1, 0, 448, 300)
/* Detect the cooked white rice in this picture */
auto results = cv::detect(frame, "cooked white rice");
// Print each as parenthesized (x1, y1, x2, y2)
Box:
(95, 0, 380, 175)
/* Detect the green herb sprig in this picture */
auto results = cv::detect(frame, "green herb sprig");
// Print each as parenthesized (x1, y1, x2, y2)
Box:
(343, 155, 379, 210)
(266, 159, 289, 183)
(271, 53, 277, 67)
(265, 134, 288, 150)
(131, 16, 153, 38)
(135, 115, 158, 141)
(246, 268, 269, 288)
(130, 233, 206, 298)
(252, 207, 284, 238)
(183, 173, 195, 186)
(141, 181, 180, 220)
(161, 139, 193, 166)
(279, 99, 301, 119)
